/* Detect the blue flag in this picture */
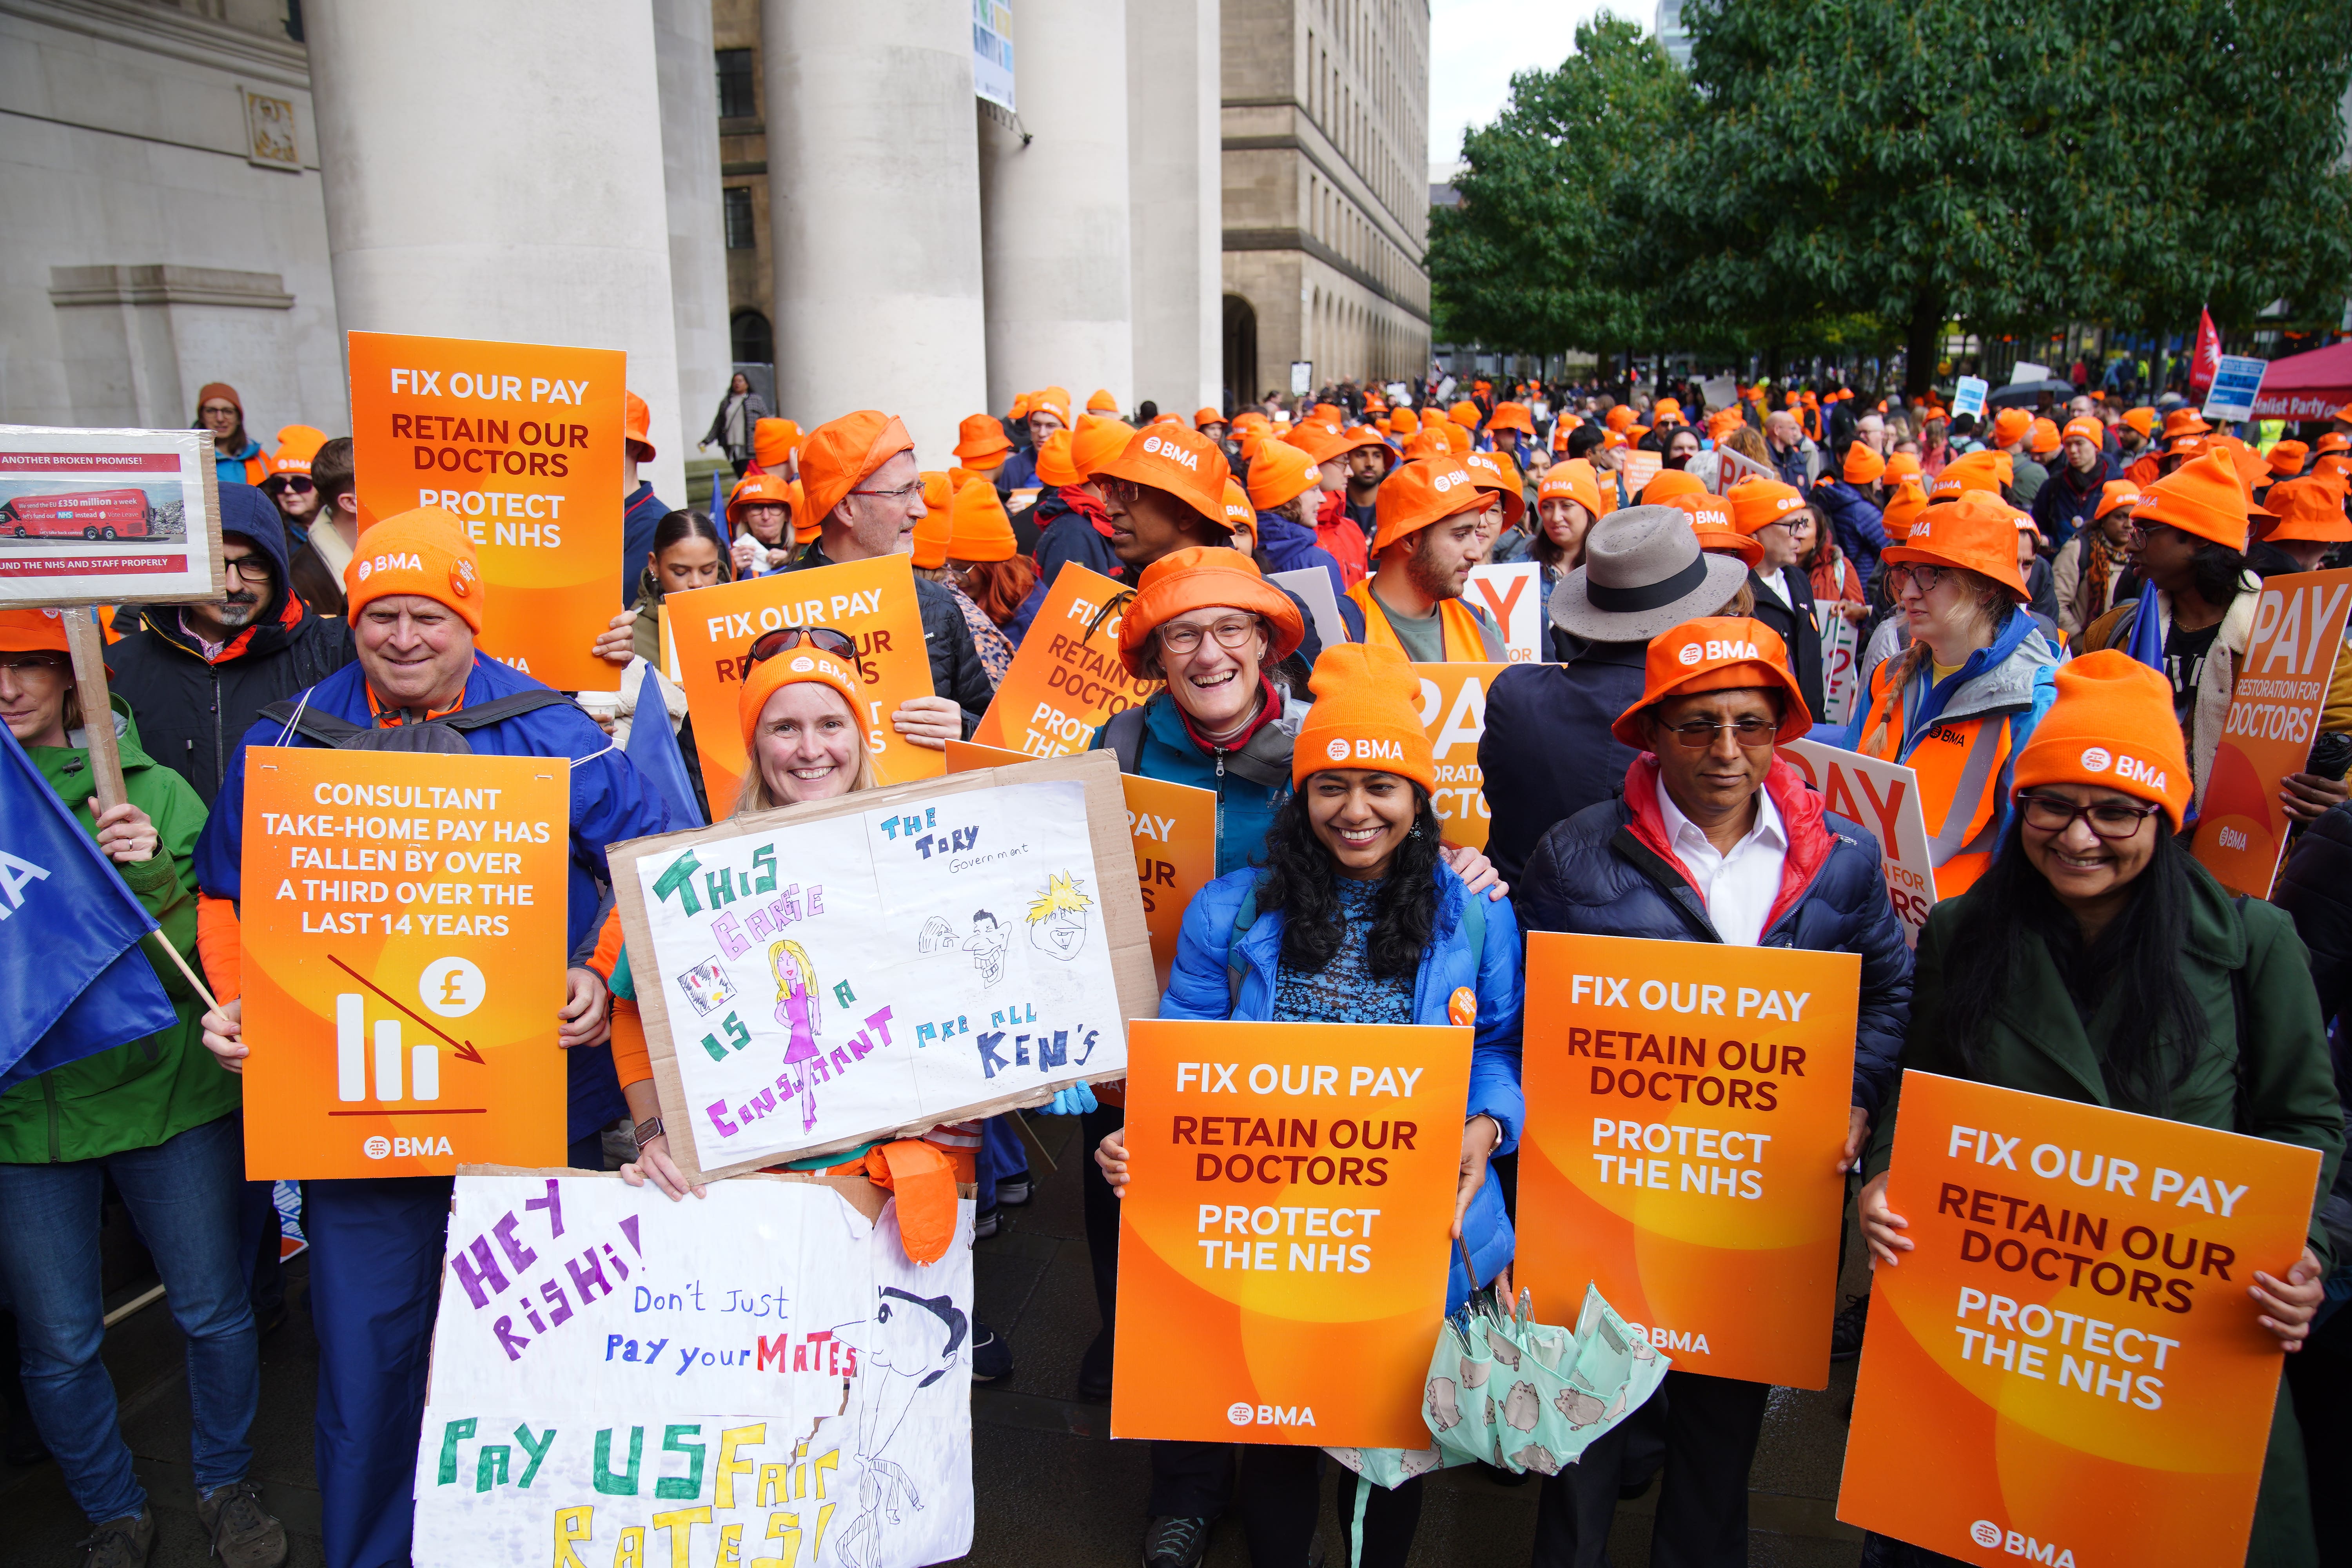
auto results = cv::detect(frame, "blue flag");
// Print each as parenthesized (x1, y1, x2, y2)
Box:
(625, 662, 704, 830)
(0, 725, 179, 1093)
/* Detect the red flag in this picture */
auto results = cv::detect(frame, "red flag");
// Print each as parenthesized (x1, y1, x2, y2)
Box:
(2190, 306, 2222, 393)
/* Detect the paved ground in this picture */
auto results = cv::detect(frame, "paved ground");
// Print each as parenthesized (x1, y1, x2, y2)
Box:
(3, 1115, 1869, 1566)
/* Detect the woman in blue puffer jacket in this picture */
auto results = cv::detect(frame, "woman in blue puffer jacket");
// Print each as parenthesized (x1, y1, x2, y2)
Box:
(1098, 643, 1524, 1568)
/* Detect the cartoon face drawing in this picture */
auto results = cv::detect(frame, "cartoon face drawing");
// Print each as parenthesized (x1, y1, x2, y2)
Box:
(1024, 871, 1094, 961)
(963, 911, 1010, 986)
(917, 915, 957, 955)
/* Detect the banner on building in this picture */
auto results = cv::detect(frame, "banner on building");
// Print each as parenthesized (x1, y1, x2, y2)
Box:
(1837, 1071, 2320, 1567)
(411, 1169, 973, 1568)
(345, 332, 625, 691)
(972, 0, 1014, 111)
(0, 426, 223, 604)
(240, 750, 570, 1178)
(610, 750, 1156, 1181)
(1110, 1019, 1474, 1448)
(1514, 932, 1860, 1389)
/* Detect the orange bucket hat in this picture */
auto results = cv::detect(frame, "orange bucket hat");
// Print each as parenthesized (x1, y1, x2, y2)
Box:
(1539, 459, 1604, 517)
(735, 641, 864, 751)
(799, 411, 914, 528)
(948, 479, 1017, 562)
(2258, 477, 2352, 546)
(625, 391, 656, 459)
(1194, 407, 1227, 430)
(2011, 651, 2191, 830)
(1489, 401, 1536, 436)
(1245, 439, 1318, 512)
(1402, 426, 1455, 462)
(1116, 546, 1303, 678)
(953, 414, 1011, 463)
(2160, 407, 2211, 442)
(0, 607, 72, 656)
(1073, 415, 1138, 479)
(753, 417, 799, 472)
(1883, 490, 2031, 600)
(2318, 433, 2352, 457)
(1292, 644, 1434, 792)
(726, 471, 795, 528)
(1463, 451, 1526, 529)
(1689, 519, 1762, 569)
(1091, 424, 1233, 531)
(346, 506, 484, 631)
(1285, 419, 1353, 466)
(1344, 424, 1398, 473)
(1371, 457, 1487, 554)
(1610, 617, 1811, 748)
(2267, 439, 2310, 477)
(2131, 446, 2250, 552)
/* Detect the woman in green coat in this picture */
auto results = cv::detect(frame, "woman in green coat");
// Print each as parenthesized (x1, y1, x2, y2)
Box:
(1859, 652, 2342, 1568)
(0, 613, 285, 1564)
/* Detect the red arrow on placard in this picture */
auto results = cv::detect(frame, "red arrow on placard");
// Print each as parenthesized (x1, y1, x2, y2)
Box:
(327, 953, 487, 1064)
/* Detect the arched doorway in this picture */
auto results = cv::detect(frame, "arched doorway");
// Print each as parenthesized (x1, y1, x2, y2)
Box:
(730, 310, 773, 367)
(1222, 294, 1258, 411)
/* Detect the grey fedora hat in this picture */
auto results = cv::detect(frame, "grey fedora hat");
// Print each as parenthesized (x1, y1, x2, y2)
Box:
(1550, 505, 1751, 644)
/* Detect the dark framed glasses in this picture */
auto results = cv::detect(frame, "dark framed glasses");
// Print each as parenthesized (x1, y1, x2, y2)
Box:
(263, 475, 315, 495)
(2016, 791, 2163, 839)
(1883, 563, 1948, 595)
(746, 626, 861, 671)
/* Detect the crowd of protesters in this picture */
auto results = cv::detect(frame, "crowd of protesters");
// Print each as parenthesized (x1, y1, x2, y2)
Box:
(2, 366, 2349, 1568)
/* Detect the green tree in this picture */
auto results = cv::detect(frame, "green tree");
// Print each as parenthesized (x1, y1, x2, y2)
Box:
(1427, 16, 1695, 365)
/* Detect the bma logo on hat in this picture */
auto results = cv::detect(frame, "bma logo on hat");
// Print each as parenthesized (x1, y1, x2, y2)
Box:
(2080, 746, 2114, 773)
(355, 559, 372, 581)
(1432, 471, 1465, 492)
(790, 655, 815, 672)
(1142, 434, 1201, 472)
(1326, 738, 1352, 762)
(1677, 642, 1705, 666)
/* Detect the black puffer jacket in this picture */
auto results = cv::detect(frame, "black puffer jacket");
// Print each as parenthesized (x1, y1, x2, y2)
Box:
(2266, 806, 2352, 1265)
(1517, 754, 1914, 1116)
(107, 483, 355, 804)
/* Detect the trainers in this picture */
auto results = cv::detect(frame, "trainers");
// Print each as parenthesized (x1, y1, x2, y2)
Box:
(995, 1173, 1033, 1206)
(974, 1204, 1000, 1240)
(78, 1510, 154, 1568)
(198, 1480, 288, 1568)
(970, 1324, 1013, 1383)
(1830, 1291, 1870, 1361)
(1142, 1515, 1212, 1568)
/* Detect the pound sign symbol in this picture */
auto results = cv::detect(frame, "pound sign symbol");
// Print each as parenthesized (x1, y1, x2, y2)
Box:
(440, 971, 467, 1007)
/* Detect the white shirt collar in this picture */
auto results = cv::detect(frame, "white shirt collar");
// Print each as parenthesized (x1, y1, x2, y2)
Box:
(1655, 779, 1785, 861)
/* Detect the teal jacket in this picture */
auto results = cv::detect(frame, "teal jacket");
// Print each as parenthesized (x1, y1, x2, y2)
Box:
(0, 701, 232, 1163)
(1090, 688, 1305, 876)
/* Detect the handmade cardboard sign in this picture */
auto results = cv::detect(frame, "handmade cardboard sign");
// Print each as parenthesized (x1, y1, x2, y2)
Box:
(0, 426, 223, 604)
(948, 741, 1215, 991)
(969, 561, 1157, 756)
(1409, 663, 1507, 852)
(609, 750, 1156, 1181)
(1781, 738, 1937, 945)
(1838, 1072, 2322, 1568)
(668, 554, 942, 817)
(411, 1169, 973, 1568)
(1111, 1019, 1474, 1448)
(346, 332, 624, 691)
(1465, 563, 1542, 662)
(1514, 932, 1860, 1389)
(239, 751, 570, 1178)
(1814, 603, 1860, 725)
(2193, 569, 2352, 897)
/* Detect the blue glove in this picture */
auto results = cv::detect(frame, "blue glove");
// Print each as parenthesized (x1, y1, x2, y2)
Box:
(1044, 1083, 1099, 1116)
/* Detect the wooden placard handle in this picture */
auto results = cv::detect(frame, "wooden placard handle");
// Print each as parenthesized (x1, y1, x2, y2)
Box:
(62, 604, 125, 812)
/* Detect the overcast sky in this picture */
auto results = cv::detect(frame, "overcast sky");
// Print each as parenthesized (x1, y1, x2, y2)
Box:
(1426, 0, 1646, 178)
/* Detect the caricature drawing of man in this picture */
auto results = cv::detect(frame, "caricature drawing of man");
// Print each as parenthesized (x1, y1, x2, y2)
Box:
(962, 910, 1010, 987)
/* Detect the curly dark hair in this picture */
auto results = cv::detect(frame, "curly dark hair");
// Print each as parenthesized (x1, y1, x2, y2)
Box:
(1254, 786, 1445, 980)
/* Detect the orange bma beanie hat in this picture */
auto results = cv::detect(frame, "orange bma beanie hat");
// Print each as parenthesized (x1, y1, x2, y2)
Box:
(735, 642, 865, 751)
(1073, 415, 1138, 479)
(346, 506, 484, 632)
(1843, 443, 1886, 486)
(1610, 616, 1810, 748)
(1245, 438, 1319, 512)
(947, 479, 1018, 562)
(1292, 643, 1435, 792)
(2011, 650, 2192, 830)
(800, 411, 914, 528)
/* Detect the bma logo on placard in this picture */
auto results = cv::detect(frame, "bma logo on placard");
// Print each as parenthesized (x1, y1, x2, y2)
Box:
(1227, 1401, 1315, 1428)
(1969, 1520, 2076, 1566)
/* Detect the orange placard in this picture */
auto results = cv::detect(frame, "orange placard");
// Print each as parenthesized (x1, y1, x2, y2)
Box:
(1408, 663, 1506, 851)
(1837, 1071, 2321, 1566)
(346, 331, 624, 691)
(1514, 931, 1860, 1388)
(669, 554, 943, 817)
(1110, 1019, 1474, 1447)
(1617, 449, 1662, 503)
(969, 561, 1158, 755)
(947, 740, 1216, 989)
(239, 750, 570, 1178)
(2193, 569, 2352, 897)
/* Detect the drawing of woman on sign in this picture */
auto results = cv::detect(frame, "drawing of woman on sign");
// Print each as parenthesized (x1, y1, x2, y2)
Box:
(771, 939, 822, 1127)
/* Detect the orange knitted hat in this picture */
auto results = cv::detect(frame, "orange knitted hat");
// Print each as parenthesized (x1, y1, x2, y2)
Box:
(1842, 443, 1886, 486)
(1539, 459, 1604, 517)
(1727, 478, 1807, 537)
(910, 491, 953, 569)
(736, 643, 865, 751)
(2011, 651, 2191, 830)
(1073, 415, 1138, 478)
(347, 506, 484, 632)
(1292, 643, 1434, 792)
(947, 479, 1017, 563)
(1245, 438, 1318, 511)
(753, 417, 799, 472)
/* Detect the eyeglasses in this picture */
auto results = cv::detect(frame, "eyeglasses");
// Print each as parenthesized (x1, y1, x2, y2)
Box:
(848, 479, 924, 502)
(223, 555, 273, 582)
(745, 625, 861, 669)
(1660, 717, 1778, 749)
(199, 404, 239, 417)
(1097, 477, 1147, 507)
(1884, 563, 1948, 595)
(263, 475, 314, 495)
(0, 653, 67, 675)
(2016, 792, 2163, 839)
(1158, 618, 1261, 655)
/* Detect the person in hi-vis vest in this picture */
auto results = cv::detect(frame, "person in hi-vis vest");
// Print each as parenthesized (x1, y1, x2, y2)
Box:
(1852, 488, 2061, 897)
(1345, 457, 1509, 662)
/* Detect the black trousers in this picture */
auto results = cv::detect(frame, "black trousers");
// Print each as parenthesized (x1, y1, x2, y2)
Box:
(1147, 1443, 1420, 1567)
(1530, 1370, 1769, 1568)
(1081, 1102, 1123, 1332)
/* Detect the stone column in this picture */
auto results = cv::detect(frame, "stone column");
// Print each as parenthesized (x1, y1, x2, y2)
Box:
(653, 0, 735, 473)
(306, 0, 687, 506)
(762, 0, 988, 469)
(978, 0, 1134, 415)
(1127, 0, 1221, 414)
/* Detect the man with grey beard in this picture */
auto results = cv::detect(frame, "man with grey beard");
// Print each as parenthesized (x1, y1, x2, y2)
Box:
(108, 483, 354, 806)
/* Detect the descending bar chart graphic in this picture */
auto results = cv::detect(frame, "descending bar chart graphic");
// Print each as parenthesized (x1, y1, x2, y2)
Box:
(335, 993, 441, 1103)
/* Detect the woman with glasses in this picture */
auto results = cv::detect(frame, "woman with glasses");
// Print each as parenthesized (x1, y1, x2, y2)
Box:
(192, 383, 265, 485)
(1852, 491, 2062, 898)
(1857, 653, 2339, 1568)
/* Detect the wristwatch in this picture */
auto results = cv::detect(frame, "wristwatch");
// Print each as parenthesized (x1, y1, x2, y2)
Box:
(633, 1114, 665, 1145)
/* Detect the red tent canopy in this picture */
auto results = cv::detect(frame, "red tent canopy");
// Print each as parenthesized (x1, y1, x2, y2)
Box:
(2250, 339, 2352, 421)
